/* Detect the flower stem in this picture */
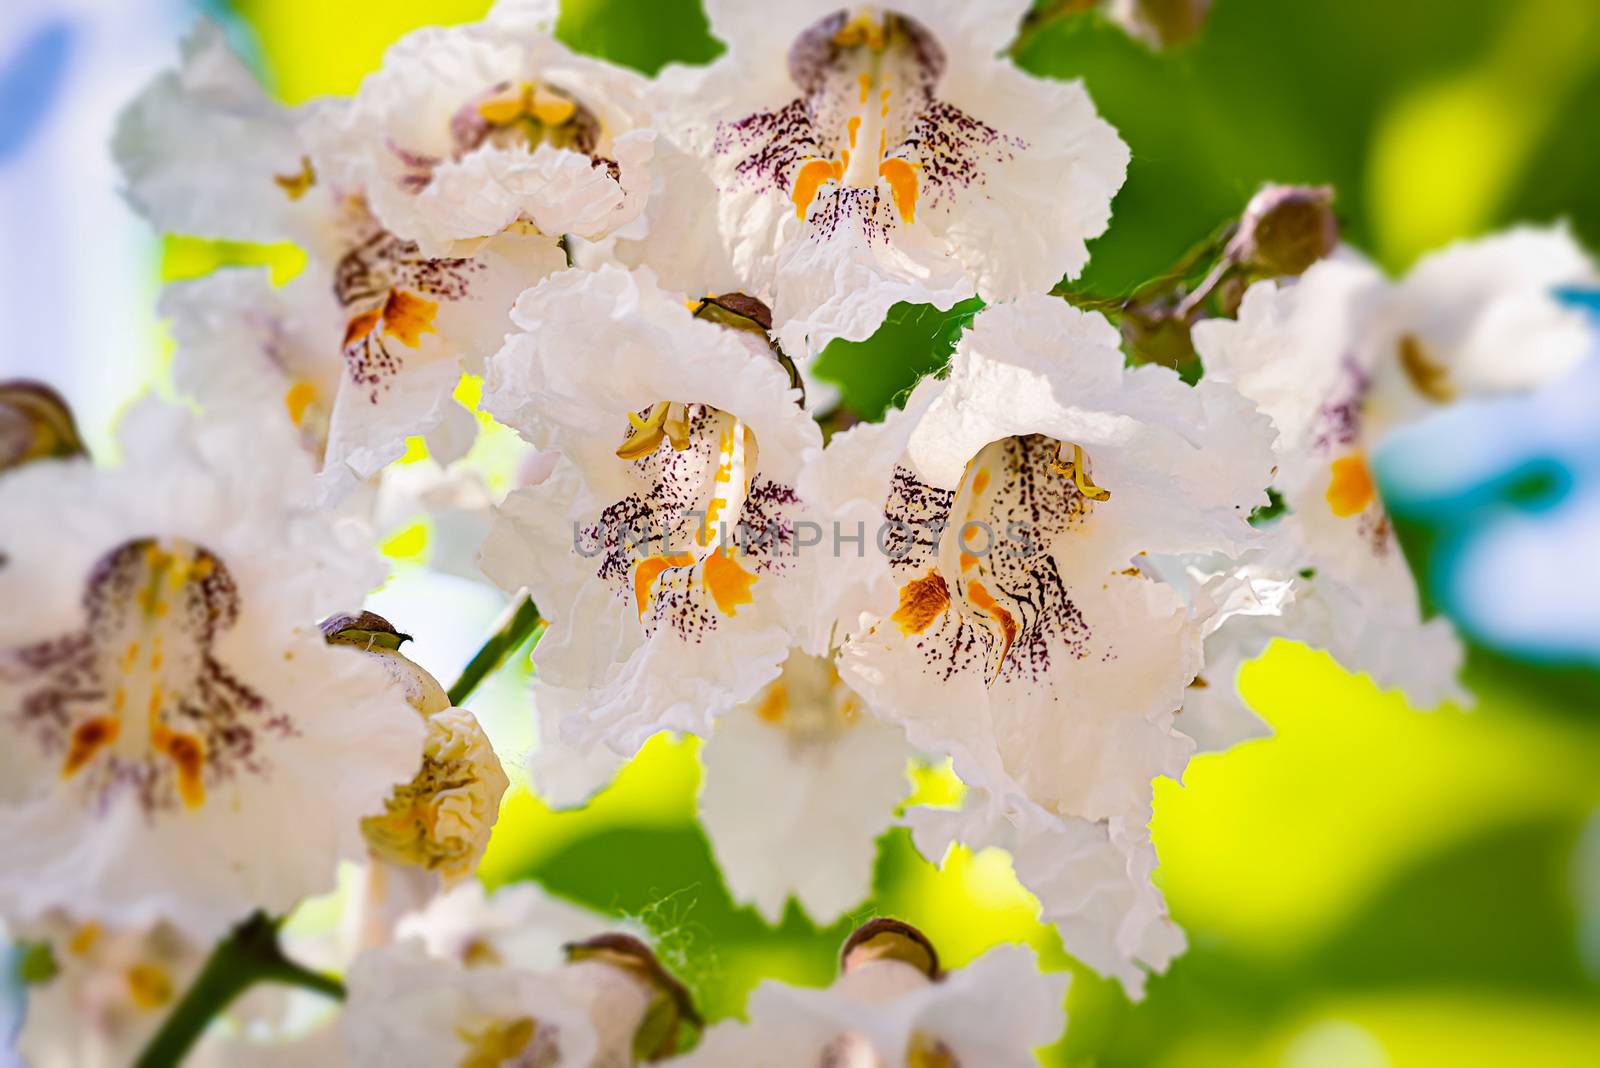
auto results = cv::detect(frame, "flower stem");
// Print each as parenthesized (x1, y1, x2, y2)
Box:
(446, 592, 543, 707)
(133, 913, 343, 1068)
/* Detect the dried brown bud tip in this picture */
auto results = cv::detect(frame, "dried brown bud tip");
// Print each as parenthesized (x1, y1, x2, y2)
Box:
(0, 380, 87, 472)
(319, 611, 412, 650)
(1230, 184, 1339, 277)
(840, 917, 942, 980)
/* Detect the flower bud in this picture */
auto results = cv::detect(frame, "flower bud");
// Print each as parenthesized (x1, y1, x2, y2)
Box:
(0, 381, 87, 472)
(1229, 184, 1339, 277)
(840, 917, 941, 980)
(1110, 0, 1213, 49)
(321, 610, 449, 715)
(564, 933, 701, 1061)
(691, 293, 805, 404)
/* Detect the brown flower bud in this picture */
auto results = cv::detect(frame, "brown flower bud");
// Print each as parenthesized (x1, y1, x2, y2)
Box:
(565, 933, 702, 1060)
(1112, 0, 1213, 49)
(0, 381, 87, 472)
(840, 917, 942, 980)
(321, 610, 448, 715)
(1229, 184, 1339, 277)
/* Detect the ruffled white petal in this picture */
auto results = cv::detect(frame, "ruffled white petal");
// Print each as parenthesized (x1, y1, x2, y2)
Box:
(910, 793, 1183, 998)
(321, 21, 653, 257)
(342, 943, 602, 1068)
(112, 20, 305, 242)
(483, 264, 817, 494)
(682, 941, 1066, 1068)
(393, 880, 612, 971)
(699, 653, 910, 923)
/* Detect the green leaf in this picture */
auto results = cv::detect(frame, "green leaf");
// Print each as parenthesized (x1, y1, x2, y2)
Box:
(810, 299, 983, 421)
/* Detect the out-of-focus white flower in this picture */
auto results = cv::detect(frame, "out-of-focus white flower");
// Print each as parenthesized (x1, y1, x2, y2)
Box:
(119, 22, 566, 490)
(805, 294, 1274, 827)
(309, 5, 654, 258)
(665, 0, 1128, 355)
(699, 649, 910, 924)
(1193, 228, 1593, 709)
(13, 915, 204, 1068)
(480, 266, 823, 762)
(342, 933, 698, 1067)
(682, 919, 1067, 1067)
(393, 880, 613, 972)
(0, 402, 422, 940)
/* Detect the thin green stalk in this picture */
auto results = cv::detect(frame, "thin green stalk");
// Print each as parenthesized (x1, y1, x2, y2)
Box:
(134, 913, 343, 1068)
(446, 592, 543, 706)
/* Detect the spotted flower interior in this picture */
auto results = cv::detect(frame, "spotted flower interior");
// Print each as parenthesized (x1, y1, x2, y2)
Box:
(717, 8, 1020, 244)
(884, 434, 1109, 685)
(7, 538, 285, 815)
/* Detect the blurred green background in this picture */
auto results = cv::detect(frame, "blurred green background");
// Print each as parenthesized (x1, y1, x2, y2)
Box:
(222, 0, 1600, 1063)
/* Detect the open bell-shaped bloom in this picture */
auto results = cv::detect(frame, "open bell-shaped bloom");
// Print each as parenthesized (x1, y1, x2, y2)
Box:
(683, 919, 1067, 1067)
(0, 402, 422, 940)
(664, 0, 1128, 355)
(1192, 228, 1593, 709)
(311, 0, 654, 258)
(12, 914, 206, 1068)
(480, 266, 823, 761)
(803, 294, 1275, 827)
(119, 22, 565, 491)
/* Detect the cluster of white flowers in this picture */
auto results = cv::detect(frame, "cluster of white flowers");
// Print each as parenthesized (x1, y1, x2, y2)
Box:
(2, 0, 1595, 1064)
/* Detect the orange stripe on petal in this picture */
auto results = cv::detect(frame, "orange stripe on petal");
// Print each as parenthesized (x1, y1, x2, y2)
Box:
(633, 553, 695, 620)
(61, 717, 120, 779)
(891, 571, 949, 634)
(879, 158, 919, 224)
(382, 290, 440, 348)
(703, 549, 757, 616)
(792, 158, 841, 221)
(1326, 454, 1376, 517)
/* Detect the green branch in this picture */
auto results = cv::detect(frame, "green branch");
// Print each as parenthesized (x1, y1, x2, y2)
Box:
(446, 593, 543, 707)
(134, 913, 342, 1068)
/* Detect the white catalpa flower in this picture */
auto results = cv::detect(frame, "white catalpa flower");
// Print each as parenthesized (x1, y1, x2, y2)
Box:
(683, 919, 1067, 1068)
(909, 793, 1183, 997)
(0, 402, 423, 940)
(1193, 229, 1593, 708)
(804, 294, 1275, 827)
(13, 915, 205, 1068)
(699, 649, 910, 924)
(480, 266, 823, 759)
(393, 880, 613, 972)
(343, 934, 698, 1067)
(666, 0, 1128, 354)
(120, 23, 566, 487)
(310, 5, 654, 258)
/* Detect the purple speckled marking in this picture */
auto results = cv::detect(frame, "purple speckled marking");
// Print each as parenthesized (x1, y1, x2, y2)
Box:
(2, 539, 291, 817)
(712, 9, 1025, 242)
